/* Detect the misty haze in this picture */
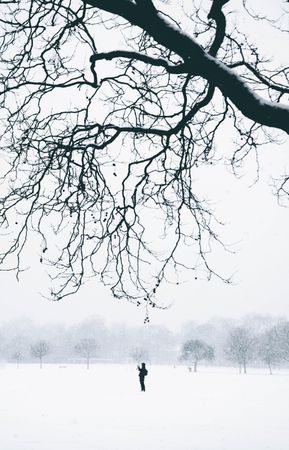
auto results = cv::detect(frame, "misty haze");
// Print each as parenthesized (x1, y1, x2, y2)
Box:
(0, 0, 289, 449)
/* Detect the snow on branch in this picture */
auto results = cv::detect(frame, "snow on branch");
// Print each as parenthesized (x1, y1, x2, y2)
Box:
(89, 0, 289, 134)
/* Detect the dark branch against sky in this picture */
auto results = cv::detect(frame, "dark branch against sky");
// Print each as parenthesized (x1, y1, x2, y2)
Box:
(0, 0, 288, 316)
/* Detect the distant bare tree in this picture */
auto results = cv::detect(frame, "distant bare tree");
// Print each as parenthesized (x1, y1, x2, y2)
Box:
(31, 340, 50, 368)
(75, 338, 98, 369)
(258, 327, 282, 375)
(130, 346, 149, 364)
(275, 322, 289, 363)
(9, 335, 26, 368)
(12, 350, 23, 369)
(181, 339, 214, 372)
(225, 327, 256, 374)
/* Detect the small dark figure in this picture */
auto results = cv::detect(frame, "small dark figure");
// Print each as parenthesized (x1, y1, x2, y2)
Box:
(137, 362, 148, 392)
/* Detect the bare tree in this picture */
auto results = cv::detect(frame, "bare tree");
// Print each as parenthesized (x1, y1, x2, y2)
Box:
(274, 322, 289, 363)
(9, 335, 26, 368)
(224, 327, 256, 374)
(130, 346, 149, 364)
(258, 327, 282, 375)
(75, 338, 98, 369)
(181, 339, 214, 372)
(0, 1, 288, 306)
(31, 340, 50, 368)
(12, 350, 23, 369)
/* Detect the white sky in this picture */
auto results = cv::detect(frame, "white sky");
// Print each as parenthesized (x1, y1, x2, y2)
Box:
(1, 143, 289, 329)
(0, 0, 289, 330)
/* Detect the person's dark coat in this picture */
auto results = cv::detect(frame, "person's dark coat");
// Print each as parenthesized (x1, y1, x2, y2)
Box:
(137, 362, 148, 391)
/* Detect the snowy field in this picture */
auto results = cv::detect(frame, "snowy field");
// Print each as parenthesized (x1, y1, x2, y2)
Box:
(1, 364, 289, 450)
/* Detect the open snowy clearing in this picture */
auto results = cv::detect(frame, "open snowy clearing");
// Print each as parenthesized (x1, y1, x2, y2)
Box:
(0, 364, 289, 450)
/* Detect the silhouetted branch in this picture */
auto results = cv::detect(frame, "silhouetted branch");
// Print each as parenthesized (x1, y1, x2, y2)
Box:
(0, 0, 288, 306)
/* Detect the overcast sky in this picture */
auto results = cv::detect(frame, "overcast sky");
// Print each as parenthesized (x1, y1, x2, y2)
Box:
(1, 142, 289, 329)
(0, 0, 288, 330)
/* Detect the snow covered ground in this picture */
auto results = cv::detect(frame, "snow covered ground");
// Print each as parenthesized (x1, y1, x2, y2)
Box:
(0, 363, 289, 450)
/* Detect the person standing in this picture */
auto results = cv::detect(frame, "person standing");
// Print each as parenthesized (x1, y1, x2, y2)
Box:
(137, 362, 148, 392)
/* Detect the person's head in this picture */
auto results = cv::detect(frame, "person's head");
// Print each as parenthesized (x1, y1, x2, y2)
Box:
(141, 362, 146, 368)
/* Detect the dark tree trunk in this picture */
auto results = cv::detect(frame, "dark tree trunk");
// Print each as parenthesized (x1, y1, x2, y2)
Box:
(268, 362, 272, 375)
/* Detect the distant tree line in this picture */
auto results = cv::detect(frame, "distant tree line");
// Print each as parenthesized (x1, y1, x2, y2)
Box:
(1, 315, 289, 373)
(181, 322, 289, 374)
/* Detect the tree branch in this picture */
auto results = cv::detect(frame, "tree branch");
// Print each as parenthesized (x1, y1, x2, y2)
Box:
(208, 0, 229, 57)
(87, 0, 289, 134)
(90, 50, 188, 74)
(0, 0, 288, 304)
